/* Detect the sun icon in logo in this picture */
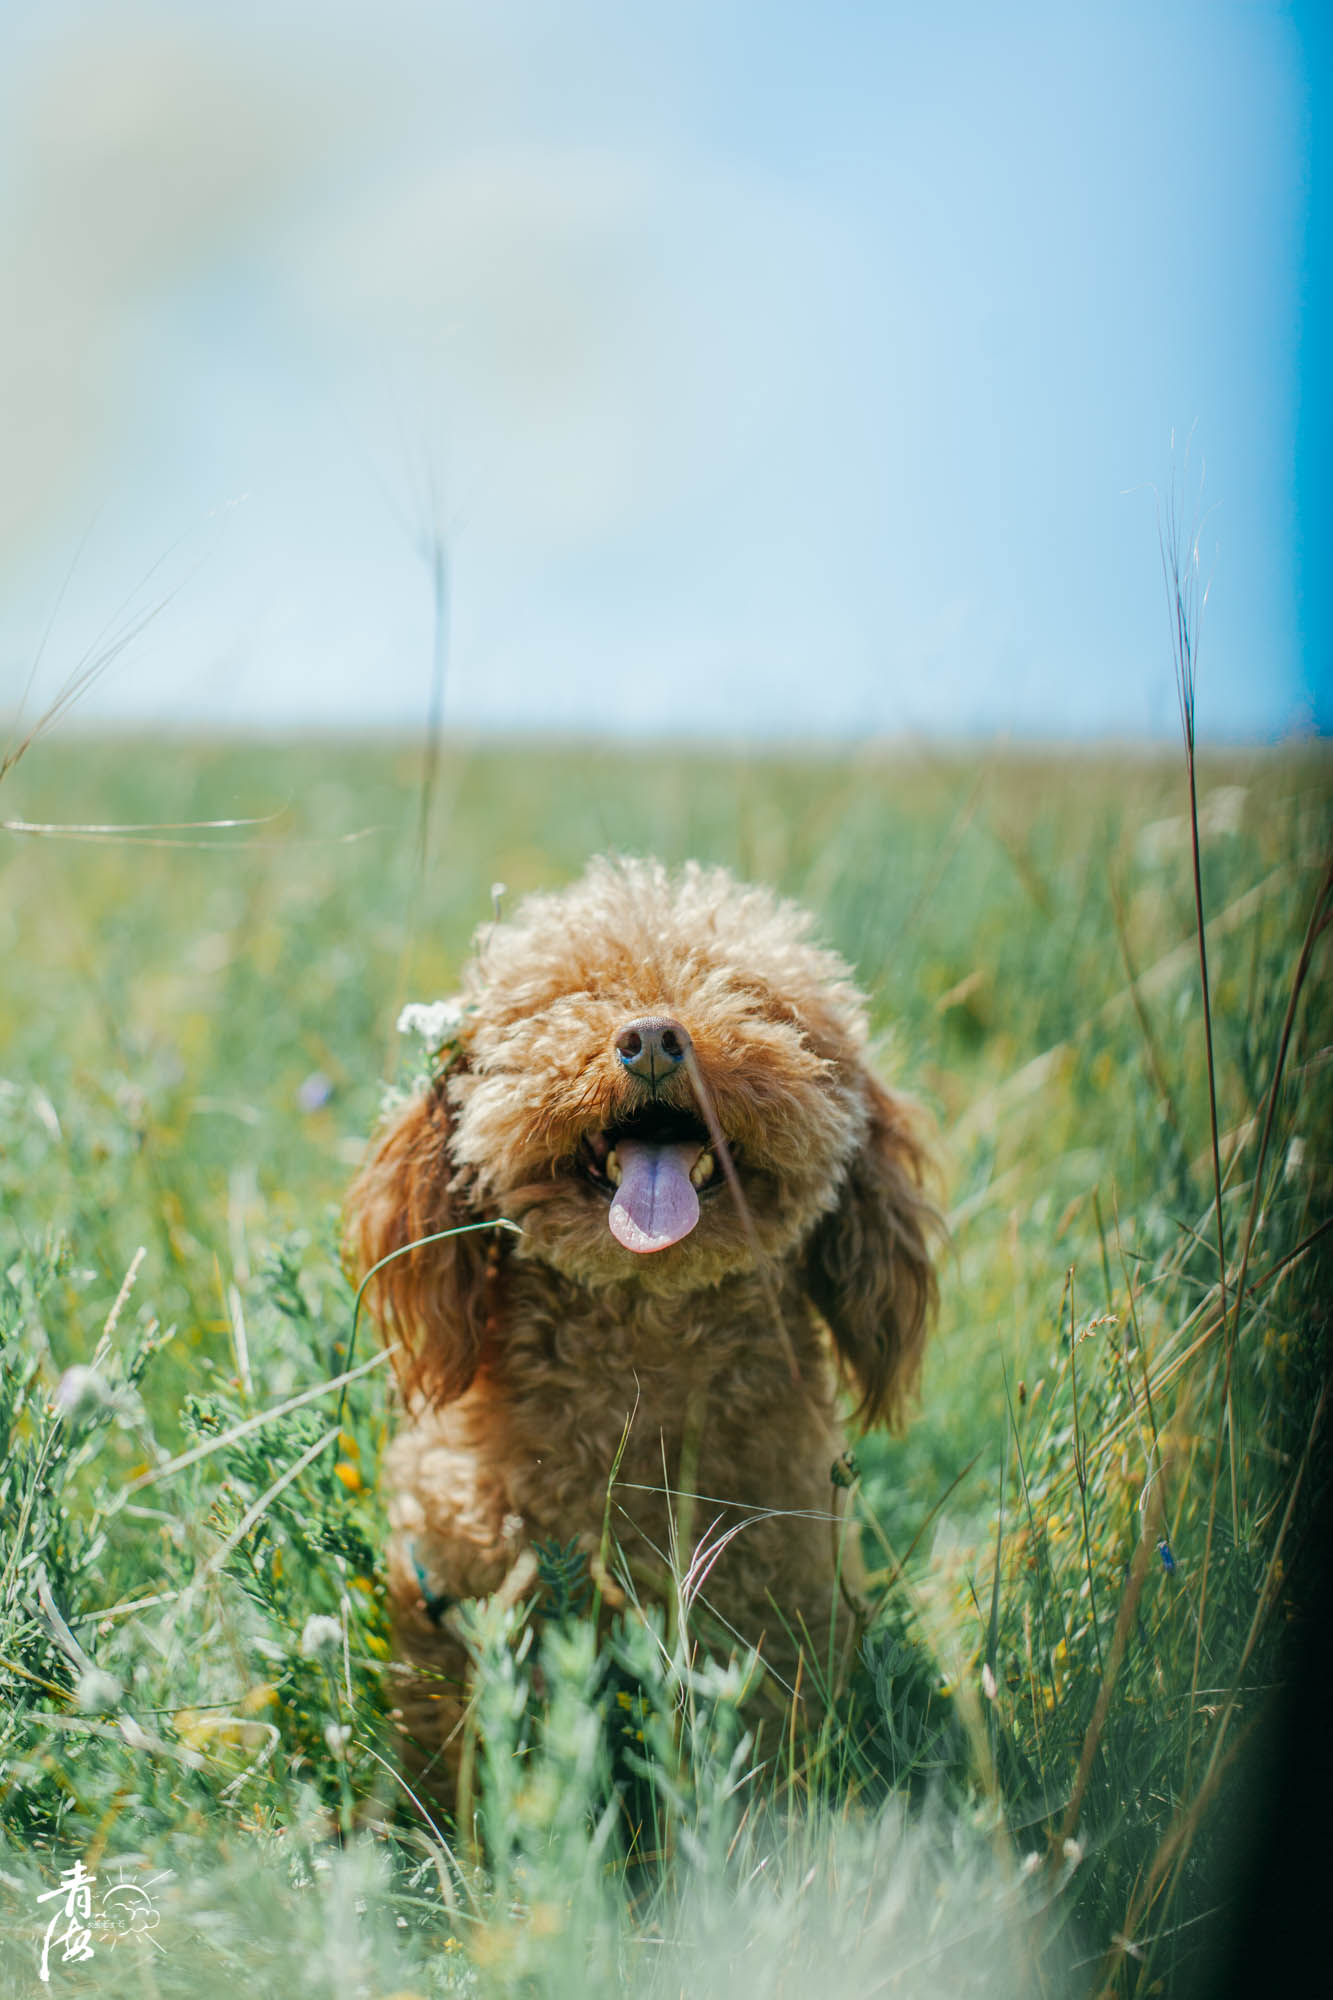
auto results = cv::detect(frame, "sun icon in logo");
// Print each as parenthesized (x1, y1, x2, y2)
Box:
(95, 1868, 169, 1954)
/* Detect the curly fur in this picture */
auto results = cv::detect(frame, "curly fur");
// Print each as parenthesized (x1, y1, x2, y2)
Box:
(347, 857, 939, 1803)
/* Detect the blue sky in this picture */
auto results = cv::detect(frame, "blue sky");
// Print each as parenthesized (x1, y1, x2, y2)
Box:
(0, 0, 1326, 741)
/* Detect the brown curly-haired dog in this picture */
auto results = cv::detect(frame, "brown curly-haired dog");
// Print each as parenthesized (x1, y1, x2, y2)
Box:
(348, 857, 937, 1803)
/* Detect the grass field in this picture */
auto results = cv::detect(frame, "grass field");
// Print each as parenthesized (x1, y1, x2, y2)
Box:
(1, 728, 1329, 1997)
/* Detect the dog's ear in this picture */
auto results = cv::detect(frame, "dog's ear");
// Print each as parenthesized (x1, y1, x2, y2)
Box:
(346, 1073, 496, 1405)
(803, 1073, 939, 1429)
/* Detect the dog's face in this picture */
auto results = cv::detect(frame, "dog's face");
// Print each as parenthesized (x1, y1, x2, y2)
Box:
(447, 858, 871, 1292)
(350, 856, 936, 1424)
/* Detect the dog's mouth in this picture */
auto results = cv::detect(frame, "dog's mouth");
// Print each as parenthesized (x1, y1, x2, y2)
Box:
(579, 1105, 724, 1255)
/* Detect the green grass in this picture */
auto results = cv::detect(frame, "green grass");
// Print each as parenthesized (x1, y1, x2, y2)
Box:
(1, 730, 1329, 1998)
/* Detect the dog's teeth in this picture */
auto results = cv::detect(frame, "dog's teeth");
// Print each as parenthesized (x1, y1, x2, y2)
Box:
(690, 1151, 715, 1189)
(605, 1150, 623, 1187)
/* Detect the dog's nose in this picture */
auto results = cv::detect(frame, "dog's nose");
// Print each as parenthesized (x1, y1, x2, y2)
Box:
(615, 1016, 691, 1086)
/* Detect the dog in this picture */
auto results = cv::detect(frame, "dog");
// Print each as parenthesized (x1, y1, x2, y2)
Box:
(348, 856, 938, 1805)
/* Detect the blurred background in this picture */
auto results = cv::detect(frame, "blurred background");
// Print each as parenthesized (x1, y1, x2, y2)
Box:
(1, 0, 1327, 746)
(2, 19, 1330, 1988)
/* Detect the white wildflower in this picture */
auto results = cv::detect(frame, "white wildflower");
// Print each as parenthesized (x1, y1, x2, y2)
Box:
(396, 997, 466, 1045)
(299, 1614, 343, 1660)
(981, 1660, 998, 1701)
(31, 1090, 62, 1142)
(76, 1666, 123, 1713)
(324, 1723, 352, 1757)
(1019, 1851, 1042, 1879)
(1062, 1837, 1084, 1870)
(55, 1365, 112, 1421)
(1285, 1136, 1306, 1182)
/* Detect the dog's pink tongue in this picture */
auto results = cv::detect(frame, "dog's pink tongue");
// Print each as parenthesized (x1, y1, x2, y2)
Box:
(608, 1139, 701, 1254)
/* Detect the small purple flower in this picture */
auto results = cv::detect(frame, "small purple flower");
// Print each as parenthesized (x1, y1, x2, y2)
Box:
(297, 1071, 333, 1113)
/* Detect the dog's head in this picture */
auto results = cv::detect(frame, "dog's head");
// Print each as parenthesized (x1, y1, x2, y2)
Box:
(348, 858, 937, 1423)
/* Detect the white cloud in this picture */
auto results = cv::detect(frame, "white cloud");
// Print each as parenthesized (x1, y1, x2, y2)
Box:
(296, 141, 857, 550)
(0, 16, 327, 559)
